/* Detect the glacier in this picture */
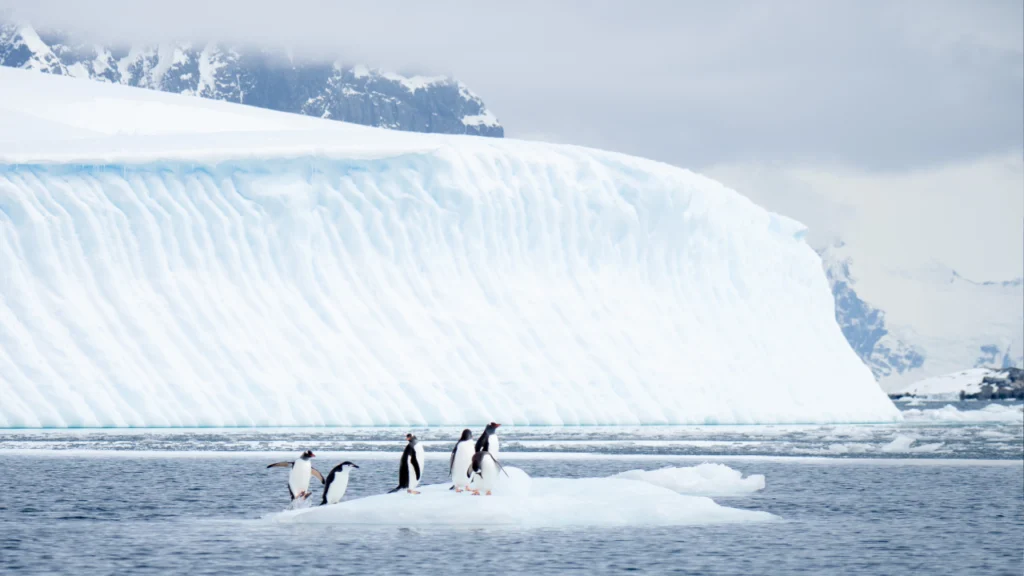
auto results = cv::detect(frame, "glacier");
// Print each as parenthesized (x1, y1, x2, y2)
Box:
(0, 68, 900, 427)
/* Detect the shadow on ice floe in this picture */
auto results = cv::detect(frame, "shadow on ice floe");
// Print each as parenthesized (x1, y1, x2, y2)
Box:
(266, 466, 777, 528)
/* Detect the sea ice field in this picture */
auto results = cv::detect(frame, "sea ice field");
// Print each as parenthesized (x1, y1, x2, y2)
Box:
(0, 401, 1020, 575)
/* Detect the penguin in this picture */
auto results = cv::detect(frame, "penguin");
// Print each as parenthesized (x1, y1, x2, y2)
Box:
(474, 422, 501, 456)
(266, 450, 324, 501)
(469, 450, 508, 496)
(321, 461, 359, 505)
(388, 434, 426, 494)
(448, 429, 475, 492)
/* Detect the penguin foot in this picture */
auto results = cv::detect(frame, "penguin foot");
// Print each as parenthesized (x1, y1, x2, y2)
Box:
(471, 490, 481, 496)
(486, 490, 492, 496)
(454, 487, 463, 493)
(407, 489, 421, 495)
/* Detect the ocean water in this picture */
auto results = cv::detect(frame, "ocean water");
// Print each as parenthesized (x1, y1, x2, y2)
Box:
(1, 402, 1021, 575)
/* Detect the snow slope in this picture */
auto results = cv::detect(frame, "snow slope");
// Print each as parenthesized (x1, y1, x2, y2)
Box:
(820, 242, 1023, 392)
(0, 68, 900, 427)
(890, 368, 995, 398)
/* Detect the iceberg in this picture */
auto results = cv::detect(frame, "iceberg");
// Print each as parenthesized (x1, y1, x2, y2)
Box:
(270, 467, 777, 527)
(0, 67, 900, 427)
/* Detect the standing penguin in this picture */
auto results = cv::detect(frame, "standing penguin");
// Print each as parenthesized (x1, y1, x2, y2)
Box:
(475, 422, 501, 456)
(266, 450, 324, 501)
(449, 429, 475, 492)
(469, 450, 508, 496)
(389, 434, 426, 494)
(321, 461, 359, 505)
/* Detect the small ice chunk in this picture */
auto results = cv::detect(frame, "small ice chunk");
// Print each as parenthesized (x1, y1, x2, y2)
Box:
(881, 434, 946, 453)
(881, 434, 918, 452)
(611, 463, 766, 496)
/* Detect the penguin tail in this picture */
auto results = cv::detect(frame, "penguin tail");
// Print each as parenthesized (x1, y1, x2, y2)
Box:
(387, 486, 402, 494)
(449, 485, 455, 491)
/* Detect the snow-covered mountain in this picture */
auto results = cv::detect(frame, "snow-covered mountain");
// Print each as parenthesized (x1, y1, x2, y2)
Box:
(819, 240, 1023, 392)
(0, 23, 502, 137)
(0, 68, 899, 427)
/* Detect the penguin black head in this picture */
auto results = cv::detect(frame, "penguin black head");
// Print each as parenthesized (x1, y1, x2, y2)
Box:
(300, 450, 315, 460)
(486, 422, 501, 432)
(460, 428, 473, 441)
(333, 461, 359, 472)
(405, 433, 414, 442)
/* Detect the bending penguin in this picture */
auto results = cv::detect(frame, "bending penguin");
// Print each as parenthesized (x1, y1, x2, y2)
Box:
(469, 450, 509, 496)
(449, 429, 475, 492)
(389, 434, 426, 494)
(475, 422, 501, 456)
(266, 450, 324, 501)
(321, 461, 359, 505)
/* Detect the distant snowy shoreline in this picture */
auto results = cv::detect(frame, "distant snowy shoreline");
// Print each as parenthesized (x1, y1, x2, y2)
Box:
(889, 367, 1024, 400)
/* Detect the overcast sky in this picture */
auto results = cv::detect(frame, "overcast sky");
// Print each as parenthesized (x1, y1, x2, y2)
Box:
(4, 0, 1022, 280)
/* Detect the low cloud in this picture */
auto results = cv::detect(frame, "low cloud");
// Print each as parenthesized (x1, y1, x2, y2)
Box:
(707, 152, 1024, 281)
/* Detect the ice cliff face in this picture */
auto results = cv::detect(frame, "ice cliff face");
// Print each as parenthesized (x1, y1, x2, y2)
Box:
(0, 68, 900, 428)
(0, 23, 502, 138)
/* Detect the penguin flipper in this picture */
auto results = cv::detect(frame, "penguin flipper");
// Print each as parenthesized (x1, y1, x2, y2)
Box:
(488, 452, 511, 478)
(448, 445, 457, 478)
(310, 467, 325, 484)
(267, 462, 292, 469)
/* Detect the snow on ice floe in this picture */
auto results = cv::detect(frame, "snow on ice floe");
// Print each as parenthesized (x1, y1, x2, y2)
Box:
(611, 463, 765, 496)
(0, 68, 900, 428)
(901, 404, 1023, 424)
(269, 467, 777, 527)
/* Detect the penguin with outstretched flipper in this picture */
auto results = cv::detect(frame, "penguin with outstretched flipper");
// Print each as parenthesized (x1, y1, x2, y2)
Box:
(266, 450, 324, 501)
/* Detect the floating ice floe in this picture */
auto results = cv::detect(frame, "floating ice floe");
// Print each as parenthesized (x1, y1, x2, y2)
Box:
(269, 467, 777, 527)
(611, 463, 765, 496)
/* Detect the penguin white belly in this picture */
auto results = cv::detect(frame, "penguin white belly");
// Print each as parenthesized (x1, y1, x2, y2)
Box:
(289, 460, 312, 498)
(408, 444, 426, 489)
(325, 471, 349, 504)
(406, 454, 420, 490)
(476, 455, 499, 493)
(489, 435, 499, 457)
(452, 443, 474, 489)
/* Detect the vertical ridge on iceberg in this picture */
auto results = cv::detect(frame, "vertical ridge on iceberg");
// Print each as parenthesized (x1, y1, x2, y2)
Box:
(0, 148, 899, 427)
